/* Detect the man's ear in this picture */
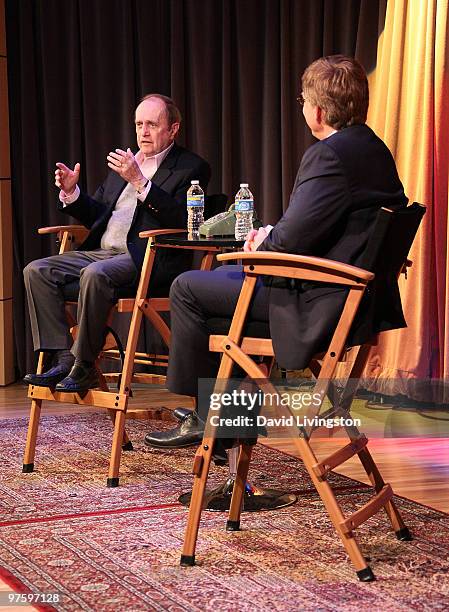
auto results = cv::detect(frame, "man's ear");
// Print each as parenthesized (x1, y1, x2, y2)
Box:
(315, 106, 323, 124)
(170, 122, 180, 139)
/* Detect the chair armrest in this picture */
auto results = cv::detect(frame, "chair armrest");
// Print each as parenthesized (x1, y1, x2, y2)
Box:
(138, 228, 185, 239)
(38, 225, 88, 235)
(216, 251, 374, 285)
(38, 225, 90, 254)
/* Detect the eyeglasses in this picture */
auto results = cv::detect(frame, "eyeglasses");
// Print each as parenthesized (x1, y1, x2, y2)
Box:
(297, 92, 306, 106)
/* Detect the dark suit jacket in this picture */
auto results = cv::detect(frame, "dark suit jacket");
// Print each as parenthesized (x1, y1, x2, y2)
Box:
(58, 143, 211, 289)
(259, 124, 408, 369)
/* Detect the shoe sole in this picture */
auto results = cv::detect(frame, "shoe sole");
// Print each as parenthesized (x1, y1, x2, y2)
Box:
(24, 377, 67, 388)
(55, 384, 99, 393)
(144, 440, 203, 449)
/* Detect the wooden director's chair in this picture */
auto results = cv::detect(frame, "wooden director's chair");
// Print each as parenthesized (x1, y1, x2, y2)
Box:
(181, 203, 426, 581)
(23, 195, 227, 487)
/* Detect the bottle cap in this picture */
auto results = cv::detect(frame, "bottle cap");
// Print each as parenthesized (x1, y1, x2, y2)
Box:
(240, 183, 249, 187)
(191, 180, 199, 185)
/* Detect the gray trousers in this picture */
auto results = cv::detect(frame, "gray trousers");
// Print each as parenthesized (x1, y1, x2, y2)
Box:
(166, 265, 271, 419)
(23, 249, 138, 362)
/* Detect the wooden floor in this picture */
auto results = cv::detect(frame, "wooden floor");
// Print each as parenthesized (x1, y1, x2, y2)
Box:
(1, 382, 448, 513)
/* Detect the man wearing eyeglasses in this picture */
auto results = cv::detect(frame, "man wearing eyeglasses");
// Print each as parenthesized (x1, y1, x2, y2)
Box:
(145, 55, 408, 449)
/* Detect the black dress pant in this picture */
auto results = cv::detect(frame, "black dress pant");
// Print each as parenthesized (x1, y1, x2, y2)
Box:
(23, 249, 138, 362)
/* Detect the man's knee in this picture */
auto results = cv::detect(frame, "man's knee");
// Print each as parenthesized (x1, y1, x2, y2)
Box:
(23, 259, 48, 284)
(169, 270, 200, 306)
(79, 262, 108, 289)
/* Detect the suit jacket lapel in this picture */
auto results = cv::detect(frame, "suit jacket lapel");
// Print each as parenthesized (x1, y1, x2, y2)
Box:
(152, 143, 181, 189)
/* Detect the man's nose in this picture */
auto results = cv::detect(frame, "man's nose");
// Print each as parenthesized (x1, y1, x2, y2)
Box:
(142, 124, 151, 136)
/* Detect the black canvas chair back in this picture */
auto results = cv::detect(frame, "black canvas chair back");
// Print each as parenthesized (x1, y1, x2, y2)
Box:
(350, 202, 426, 347)
(359, 202, 426, 275)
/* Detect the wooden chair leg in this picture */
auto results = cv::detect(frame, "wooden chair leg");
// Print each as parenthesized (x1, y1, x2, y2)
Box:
(294, 436, 374, 580)
(106, 409, 132, 450)
(312, 354, 410, 544)
(97, 364, 132, 451)
(226, 443, 253, 531)
(107, 411, 126, 488)
(356, 446, 411, 539)
(181, 444, 215, 566)
(22, 352, 46, 473)
(226, 371, 373, 579)
(343, 419, 410, 539)
(22, 398, 42, 473)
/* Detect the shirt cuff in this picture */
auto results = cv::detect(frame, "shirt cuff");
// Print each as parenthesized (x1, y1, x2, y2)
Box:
(59, 185, 80, 206)
(136, 179, 152, 202)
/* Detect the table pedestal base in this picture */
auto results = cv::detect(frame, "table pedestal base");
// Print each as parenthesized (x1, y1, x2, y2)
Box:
(178, 477, 297, 512)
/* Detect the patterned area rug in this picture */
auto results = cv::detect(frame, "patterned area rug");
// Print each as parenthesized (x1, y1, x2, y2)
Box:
(1, 413, 449, 611)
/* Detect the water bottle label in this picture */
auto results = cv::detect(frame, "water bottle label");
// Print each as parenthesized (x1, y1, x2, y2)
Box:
(235, 199, 253, 212)
(187, 196, 204, 207)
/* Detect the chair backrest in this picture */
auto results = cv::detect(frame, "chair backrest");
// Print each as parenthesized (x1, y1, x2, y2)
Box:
(349, 202, 426, 346)
(204, 193, 228, 219)
(359, 202, 426, 277)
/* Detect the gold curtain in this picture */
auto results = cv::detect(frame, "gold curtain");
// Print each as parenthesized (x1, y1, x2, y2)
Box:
(363, 0, 449, 400)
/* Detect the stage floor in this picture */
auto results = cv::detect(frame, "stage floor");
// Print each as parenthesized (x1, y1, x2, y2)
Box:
(1, 382, 448, 514)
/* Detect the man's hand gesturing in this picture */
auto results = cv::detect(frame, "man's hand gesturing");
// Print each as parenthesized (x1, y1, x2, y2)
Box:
(107, 148, 147, 191)
(55, 162, 80, 196)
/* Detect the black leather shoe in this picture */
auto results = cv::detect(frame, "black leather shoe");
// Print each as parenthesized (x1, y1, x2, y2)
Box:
(55, 364, 99, 393)
(24, 364, 72, 388)
(173, 407, 193, 421)
(144, 412, 228, 464)
(144, 412, 204, 448)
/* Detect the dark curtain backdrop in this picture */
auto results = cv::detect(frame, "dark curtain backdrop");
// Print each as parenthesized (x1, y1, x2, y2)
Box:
(6, 0, 386, 377)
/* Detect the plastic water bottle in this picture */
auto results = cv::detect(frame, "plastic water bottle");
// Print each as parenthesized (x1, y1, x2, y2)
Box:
(187, 180, 204, 237)
(234, 183, 254, 240)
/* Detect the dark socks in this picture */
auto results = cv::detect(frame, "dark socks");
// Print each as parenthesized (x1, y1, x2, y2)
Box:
(73, 358, 94, 372)
(50, 349, 75, 369)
